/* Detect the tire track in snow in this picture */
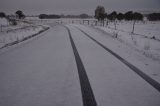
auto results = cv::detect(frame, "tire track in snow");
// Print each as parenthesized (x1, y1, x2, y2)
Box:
(64, 26, 97, 106)
(75, 26, 160, 93)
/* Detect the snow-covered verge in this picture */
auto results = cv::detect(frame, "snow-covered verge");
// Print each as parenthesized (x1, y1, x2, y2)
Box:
(107, 21, 160, 40)
(0, 18, 33, 32)
(24, 18, 61, 26)
(73, 24, 160, 83)
(0, 18, 8, 26)
(93, 21, 160, 62)
(0, 22, 49, 49)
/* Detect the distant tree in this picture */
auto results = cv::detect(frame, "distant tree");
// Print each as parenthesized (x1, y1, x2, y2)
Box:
(48, 14, 60, 19)
(39, 14, 48, 19)
(117, 13, 124, 21)
(124, 11, 133, 20)
(131, 12, 143, 33)
(0, 12, 6, 18)
(147, 13, 160, 21)
(95, 6, 105, 21)
(39, 14, 60, 19)
(107, 11, 118, 30)
(103, 13, 109, 25)
(107, 11, 117, 21)
(10, 19, 17, 25)
(60, 14, 65, 18)
(133, 12, 143, 21)
(79, 14, 89, 19)
(15, 10, 25, 19)
(104, 13, 108, 19)
(107, 14, 112, 21)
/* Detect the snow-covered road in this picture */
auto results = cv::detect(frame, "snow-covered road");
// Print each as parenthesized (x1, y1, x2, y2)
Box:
(0, 24, 160, 106)
(0, 26, 82, 106)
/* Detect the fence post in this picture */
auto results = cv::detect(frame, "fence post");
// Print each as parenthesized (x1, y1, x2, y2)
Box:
(0, 25, 2, 32)
(103, 20, 104, 27)
(132, 20, 136, 34)
(114, 20, 117, 30)
(95, 20, 97, 26)
(106, 20, 108, 26)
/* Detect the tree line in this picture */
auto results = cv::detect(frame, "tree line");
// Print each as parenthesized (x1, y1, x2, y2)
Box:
(39, 13, 92, 19)
(0, 10, 25, 19)
(147, 13, 160, 21)
(1, 8, 160, 21)
(39, 14, 60, 19)
(0, 10, 25, 25)
(94, 6, 160, 21)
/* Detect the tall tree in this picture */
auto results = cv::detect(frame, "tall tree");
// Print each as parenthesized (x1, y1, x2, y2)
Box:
(95, 6, 105, 21)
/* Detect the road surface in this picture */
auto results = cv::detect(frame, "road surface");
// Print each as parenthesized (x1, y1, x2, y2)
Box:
(0, 24, 160, 106)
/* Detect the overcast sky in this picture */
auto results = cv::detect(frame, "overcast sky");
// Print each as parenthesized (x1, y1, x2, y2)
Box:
(1, 0, 160, 15)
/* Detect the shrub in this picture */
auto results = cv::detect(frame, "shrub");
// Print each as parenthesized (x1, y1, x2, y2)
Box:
(0, 12, 6, 18)
(147, 13, 160, 21)
(117, 13, 124, 21)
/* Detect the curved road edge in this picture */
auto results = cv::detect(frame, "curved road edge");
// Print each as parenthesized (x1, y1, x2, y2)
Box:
(0, 26, 50, 50)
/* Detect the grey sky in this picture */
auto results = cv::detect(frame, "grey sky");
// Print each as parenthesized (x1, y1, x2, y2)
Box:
(0, 0, 160, 15)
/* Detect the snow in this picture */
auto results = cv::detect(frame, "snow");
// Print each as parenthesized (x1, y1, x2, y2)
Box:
(96, 25, 160, 61)
(0, 18, 160, 106)
(78, 20, 160, 62)
(0, 22, 47, 49)
(0, 18, 8, 26)
(107, 21, 160, 40)
(0, 25, 45, 48)
(0, 26, 82, 106)
(67, 25, 160, 106)
(73, 24, 160, 84)
(0, 18, 31, 32)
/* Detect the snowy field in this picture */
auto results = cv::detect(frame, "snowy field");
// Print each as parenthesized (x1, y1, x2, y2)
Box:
(107, 21, 160, 40)
(1, 17, 160, 64)
(63, 19, 160, 62)
(0, 18, 48, 48)
(0, 18, 8, 26)
(94, 21, 160, 62)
